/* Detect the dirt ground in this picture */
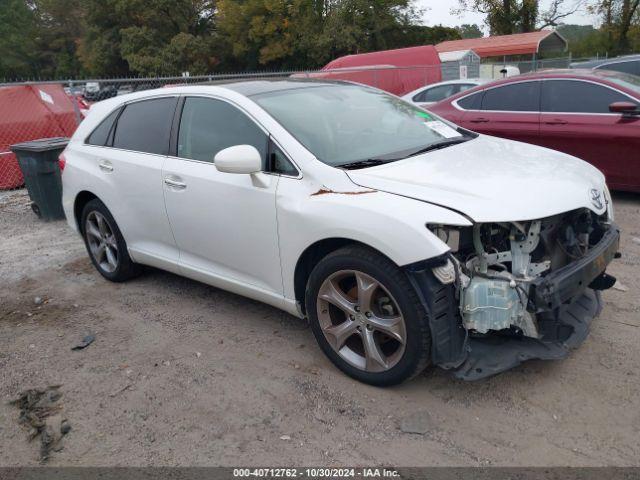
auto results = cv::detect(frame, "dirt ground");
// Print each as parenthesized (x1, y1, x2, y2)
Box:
(0, 189, 639, 467)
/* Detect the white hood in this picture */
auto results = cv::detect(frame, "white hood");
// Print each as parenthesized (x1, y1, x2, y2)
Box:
(346, 135, 608, 223)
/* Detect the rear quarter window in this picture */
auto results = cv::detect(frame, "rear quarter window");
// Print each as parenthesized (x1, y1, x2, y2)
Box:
(414, 84, 457, 103)
(86, 108, 120, 146)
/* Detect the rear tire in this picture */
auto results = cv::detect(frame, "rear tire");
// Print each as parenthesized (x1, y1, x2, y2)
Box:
(305, 245, 431, 386)
(80, 199, 141, 282)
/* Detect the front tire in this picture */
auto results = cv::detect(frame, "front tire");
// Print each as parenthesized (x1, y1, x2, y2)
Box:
(305, 245, 431, 386)
(81, 199, 141, 282)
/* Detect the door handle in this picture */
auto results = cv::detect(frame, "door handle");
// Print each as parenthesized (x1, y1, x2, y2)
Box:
(98, 161, 113, 172)
(469, 117, 489, 123)
(544, 119, 567, 125)
(164, 177, 187, 190)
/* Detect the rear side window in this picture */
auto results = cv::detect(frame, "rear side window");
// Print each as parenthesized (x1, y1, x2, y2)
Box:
(86, 108, 120, 146)
(598, 61, 640, 76)
(458, 84, 477, 93)
(112, 97, 178, 155)
(457, 91, 483, 110)
(414, 84, 457, 103)
(541, 80, 636, 113)
(481, 82, 540, 112)
(177, 97, 267, 163)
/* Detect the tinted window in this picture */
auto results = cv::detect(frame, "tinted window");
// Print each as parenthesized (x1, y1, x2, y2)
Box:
(457, 92, 483, 110)
(112, 98, 177, 154)
(86, 108, 120, 146)
(481, 82, 540, 111)
(178, 97, 267, 163)
(541, 80, 636, 113)
(598, 61, 640, 76)
(414, 84, 457, 103)
(459, 83, 476, 92)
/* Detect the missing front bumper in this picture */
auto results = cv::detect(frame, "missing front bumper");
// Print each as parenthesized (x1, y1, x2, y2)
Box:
(407, 221, 619, 380)
(451, 289, 602, 381)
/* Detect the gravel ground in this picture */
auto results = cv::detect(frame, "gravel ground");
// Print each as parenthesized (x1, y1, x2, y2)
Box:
(0, 189, 639, 467)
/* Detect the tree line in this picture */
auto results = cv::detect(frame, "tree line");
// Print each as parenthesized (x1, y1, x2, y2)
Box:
(0, 0, 465, 80)
(1, 0, 639, 81)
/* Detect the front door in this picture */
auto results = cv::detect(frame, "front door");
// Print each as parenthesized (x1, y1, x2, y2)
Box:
(539, 79, 640, 190)
(162, 96, 283, 295)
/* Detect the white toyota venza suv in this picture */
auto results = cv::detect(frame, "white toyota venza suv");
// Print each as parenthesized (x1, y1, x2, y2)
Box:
(61, 80, 620, 385)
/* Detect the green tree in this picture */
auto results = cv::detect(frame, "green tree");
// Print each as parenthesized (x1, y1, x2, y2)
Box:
(216, 0, 307, 69)
(0, 0, 87, 80)
(590, 0, 640, 54)
(79, 0, 218, 76)
(455, 0, 522, 34)
(392, 24, 462, 46)
(456, 0, 580, 35)
(0, 0, 501, 80)
(76, 0, 128, 76)
(216, 0, 456, 70)
(456, 23, 484, 38)
(34, 0, 86, 78)
(0, 0, 40, 79)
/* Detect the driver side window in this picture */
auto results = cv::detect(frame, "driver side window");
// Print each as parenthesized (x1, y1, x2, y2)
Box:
(177, 97, 268, 164)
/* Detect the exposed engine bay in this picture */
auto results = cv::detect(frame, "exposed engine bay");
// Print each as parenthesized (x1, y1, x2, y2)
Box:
(429, 208, 615, 340)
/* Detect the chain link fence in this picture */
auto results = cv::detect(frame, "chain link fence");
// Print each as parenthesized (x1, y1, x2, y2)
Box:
(0, 57, 573, 191)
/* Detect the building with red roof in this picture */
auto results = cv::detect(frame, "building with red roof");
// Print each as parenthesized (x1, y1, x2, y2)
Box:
(436, 30, 568, 59)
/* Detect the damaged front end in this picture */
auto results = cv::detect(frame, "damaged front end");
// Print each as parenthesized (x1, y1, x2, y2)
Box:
(407, 208, 620, 380)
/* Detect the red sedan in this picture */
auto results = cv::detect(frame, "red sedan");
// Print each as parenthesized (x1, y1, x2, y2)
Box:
(428, 69, 640, 192)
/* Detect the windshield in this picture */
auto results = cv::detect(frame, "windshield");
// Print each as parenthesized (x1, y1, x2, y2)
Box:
(253, 84, 472, 167)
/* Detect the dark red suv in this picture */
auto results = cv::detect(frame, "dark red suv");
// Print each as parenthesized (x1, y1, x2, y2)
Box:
(428, 69, 640, 192)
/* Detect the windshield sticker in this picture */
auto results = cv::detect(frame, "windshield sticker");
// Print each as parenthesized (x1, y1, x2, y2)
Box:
(425, 121, 462, 139)
(415, 111, 433, 120)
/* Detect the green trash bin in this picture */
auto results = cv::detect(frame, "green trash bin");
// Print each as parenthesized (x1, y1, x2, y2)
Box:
(11, 137, 69, 221)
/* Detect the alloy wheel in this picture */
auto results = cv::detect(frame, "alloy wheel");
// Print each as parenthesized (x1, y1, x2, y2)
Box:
(316, 270, 407, 373)
(85, 211, 119, 273)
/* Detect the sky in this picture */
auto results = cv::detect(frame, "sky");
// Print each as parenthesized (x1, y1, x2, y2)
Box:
(417, 0, 595, 32)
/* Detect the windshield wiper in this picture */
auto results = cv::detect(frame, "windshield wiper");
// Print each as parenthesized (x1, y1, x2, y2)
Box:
(336, 158, 397, 170)
(336, 136, 473, 170)
(406, 137, 471, 158)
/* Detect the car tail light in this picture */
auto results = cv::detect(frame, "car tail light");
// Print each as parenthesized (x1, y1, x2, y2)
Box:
(58, 153, 66, 172)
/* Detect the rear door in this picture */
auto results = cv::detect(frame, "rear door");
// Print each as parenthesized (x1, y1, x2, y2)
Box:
(85, 96, 180, 270)
(162, 96, 283, 295)
(539, 79, 640, 190)
(462, 81, 541, 145)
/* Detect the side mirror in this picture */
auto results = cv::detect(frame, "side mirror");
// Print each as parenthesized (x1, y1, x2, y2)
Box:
(214, 145, 262, 174)
(609, 101, 639, 115)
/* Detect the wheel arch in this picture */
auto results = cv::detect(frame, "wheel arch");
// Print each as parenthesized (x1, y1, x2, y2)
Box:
(73, 190, 99, 233)
(293, 237, 399, 315)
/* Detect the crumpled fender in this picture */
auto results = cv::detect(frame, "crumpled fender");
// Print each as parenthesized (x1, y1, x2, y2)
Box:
(276, 174, 472, 301)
